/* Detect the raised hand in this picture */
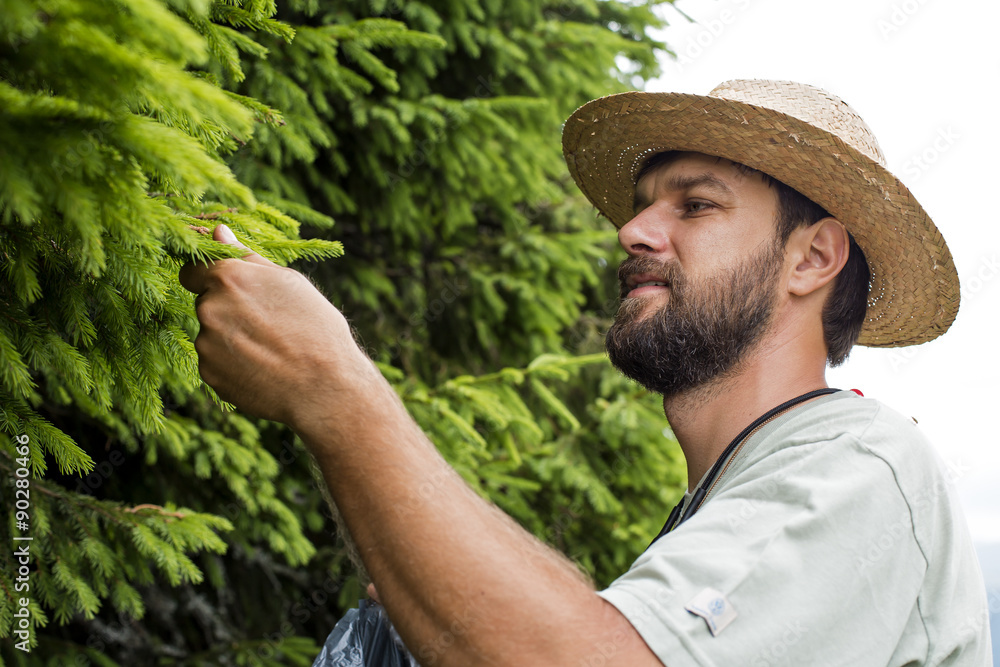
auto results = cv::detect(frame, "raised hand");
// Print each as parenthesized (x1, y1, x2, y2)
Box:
(178, 224, 376, 427)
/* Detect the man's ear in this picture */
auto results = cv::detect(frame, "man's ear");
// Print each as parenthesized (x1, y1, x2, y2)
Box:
(786, 218, 850, 297)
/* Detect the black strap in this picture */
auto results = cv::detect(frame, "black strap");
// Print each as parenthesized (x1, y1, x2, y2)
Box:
(646, 388, 840, 549)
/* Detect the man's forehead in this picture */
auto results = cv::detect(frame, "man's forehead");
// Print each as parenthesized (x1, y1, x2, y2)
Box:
(637, 151, 762, 185)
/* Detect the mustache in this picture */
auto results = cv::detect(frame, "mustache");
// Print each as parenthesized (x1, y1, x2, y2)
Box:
(617, 256, 685, 300)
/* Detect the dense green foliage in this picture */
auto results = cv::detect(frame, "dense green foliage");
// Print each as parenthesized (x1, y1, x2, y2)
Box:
(0, 0, 685, 662)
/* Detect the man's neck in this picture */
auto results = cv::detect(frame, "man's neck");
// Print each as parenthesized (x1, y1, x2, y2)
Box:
(663, 337, 830, 491)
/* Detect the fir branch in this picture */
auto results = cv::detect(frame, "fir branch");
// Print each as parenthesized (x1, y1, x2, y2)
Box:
(124, 504, 187, 520)
(192, 208, 238, 219)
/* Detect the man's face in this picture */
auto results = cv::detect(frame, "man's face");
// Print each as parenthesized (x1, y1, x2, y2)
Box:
(605, 152, 786, 398)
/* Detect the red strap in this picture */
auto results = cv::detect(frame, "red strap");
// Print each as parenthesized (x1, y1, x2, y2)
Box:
(850, 388, 864, 396)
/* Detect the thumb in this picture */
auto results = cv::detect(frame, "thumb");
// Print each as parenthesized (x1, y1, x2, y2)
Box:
(213, 223, 246, 248)
(214, 224, 274, 267)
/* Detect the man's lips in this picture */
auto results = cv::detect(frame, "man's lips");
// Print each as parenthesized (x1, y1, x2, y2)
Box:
(627, 284, 670, 298)
(624, 273, 670, 298)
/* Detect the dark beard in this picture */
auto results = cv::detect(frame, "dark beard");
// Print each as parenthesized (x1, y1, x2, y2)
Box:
(605, 241, 784, 398)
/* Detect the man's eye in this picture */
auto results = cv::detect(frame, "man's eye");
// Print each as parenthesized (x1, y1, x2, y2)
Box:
(686, 201, 714, 214)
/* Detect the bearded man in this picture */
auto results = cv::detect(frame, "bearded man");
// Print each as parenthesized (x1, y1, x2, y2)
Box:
(180, 80, 991, 665)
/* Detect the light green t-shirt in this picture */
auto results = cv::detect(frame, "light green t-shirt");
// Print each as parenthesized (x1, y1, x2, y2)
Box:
(598, 391, 992, 666)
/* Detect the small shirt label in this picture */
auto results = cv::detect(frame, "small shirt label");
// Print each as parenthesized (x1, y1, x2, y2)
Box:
(685, 587, 738, 636)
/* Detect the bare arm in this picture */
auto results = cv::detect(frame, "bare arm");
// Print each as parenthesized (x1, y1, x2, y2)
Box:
(179, 225, 661, 666)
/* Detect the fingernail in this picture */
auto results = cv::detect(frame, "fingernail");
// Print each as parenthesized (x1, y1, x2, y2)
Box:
(218, 224, 237, 244)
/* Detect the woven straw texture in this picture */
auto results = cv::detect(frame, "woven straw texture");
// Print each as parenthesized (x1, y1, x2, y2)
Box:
(562, 79, 960, 348)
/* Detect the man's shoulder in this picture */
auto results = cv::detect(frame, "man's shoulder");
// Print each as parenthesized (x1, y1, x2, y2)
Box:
(758, 390, 944, 476)
(727, 392, 990, 665)
(735, 391, 964, 531)
(774, 390, 915, 440)
(752, 391, 980, 582)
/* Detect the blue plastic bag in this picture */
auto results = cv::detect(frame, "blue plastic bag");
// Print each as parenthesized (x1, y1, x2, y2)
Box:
(312, 599, 420, 667)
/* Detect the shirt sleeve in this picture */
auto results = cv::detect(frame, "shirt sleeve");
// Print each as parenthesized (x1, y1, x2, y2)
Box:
(597, 430, 927, 667)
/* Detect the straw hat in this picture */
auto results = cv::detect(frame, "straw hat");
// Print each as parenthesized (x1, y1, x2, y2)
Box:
(562, 79, 959, 347)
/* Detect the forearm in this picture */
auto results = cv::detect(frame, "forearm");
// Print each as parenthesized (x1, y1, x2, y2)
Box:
(177, 237, 654, 665)
(293, 362, 605, 665)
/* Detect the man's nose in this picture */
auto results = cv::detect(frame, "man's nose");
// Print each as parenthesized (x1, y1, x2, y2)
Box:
(618, 207, 673, 257)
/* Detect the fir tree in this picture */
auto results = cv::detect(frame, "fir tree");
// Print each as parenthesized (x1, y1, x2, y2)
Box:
(0, 0, 685, 663)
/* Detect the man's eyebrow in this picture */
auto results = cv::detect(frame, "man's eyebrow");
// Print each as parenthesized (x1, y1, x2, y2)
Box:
(632, 173, 736, 215)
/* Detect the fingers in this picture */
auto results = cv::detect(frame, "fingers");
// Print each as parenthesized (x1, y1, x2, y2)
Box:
(178, 224, 275, 295)
(213, 223, 245, 248)
(178, 258, 211, 295)
(367, 583, 381, 604)
(214, 224, 275, 268)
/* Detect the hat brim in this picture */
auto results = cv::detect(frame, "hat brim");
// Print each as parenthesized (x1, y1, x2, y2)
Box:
(562, 91, 959, 348)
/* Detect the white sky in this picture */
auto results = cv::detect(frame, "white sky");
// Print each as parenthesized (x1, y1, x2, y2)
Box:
(647, 0, 1000, 546)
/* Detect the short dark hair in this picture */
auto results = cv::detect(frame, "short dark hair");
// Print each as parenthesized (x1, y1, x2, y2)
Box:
(634, 151, 870, 366)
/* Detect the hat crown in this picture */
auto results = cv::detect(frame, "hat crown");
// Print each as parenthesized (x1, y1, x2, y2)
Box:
(709, 79, 886, 166)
